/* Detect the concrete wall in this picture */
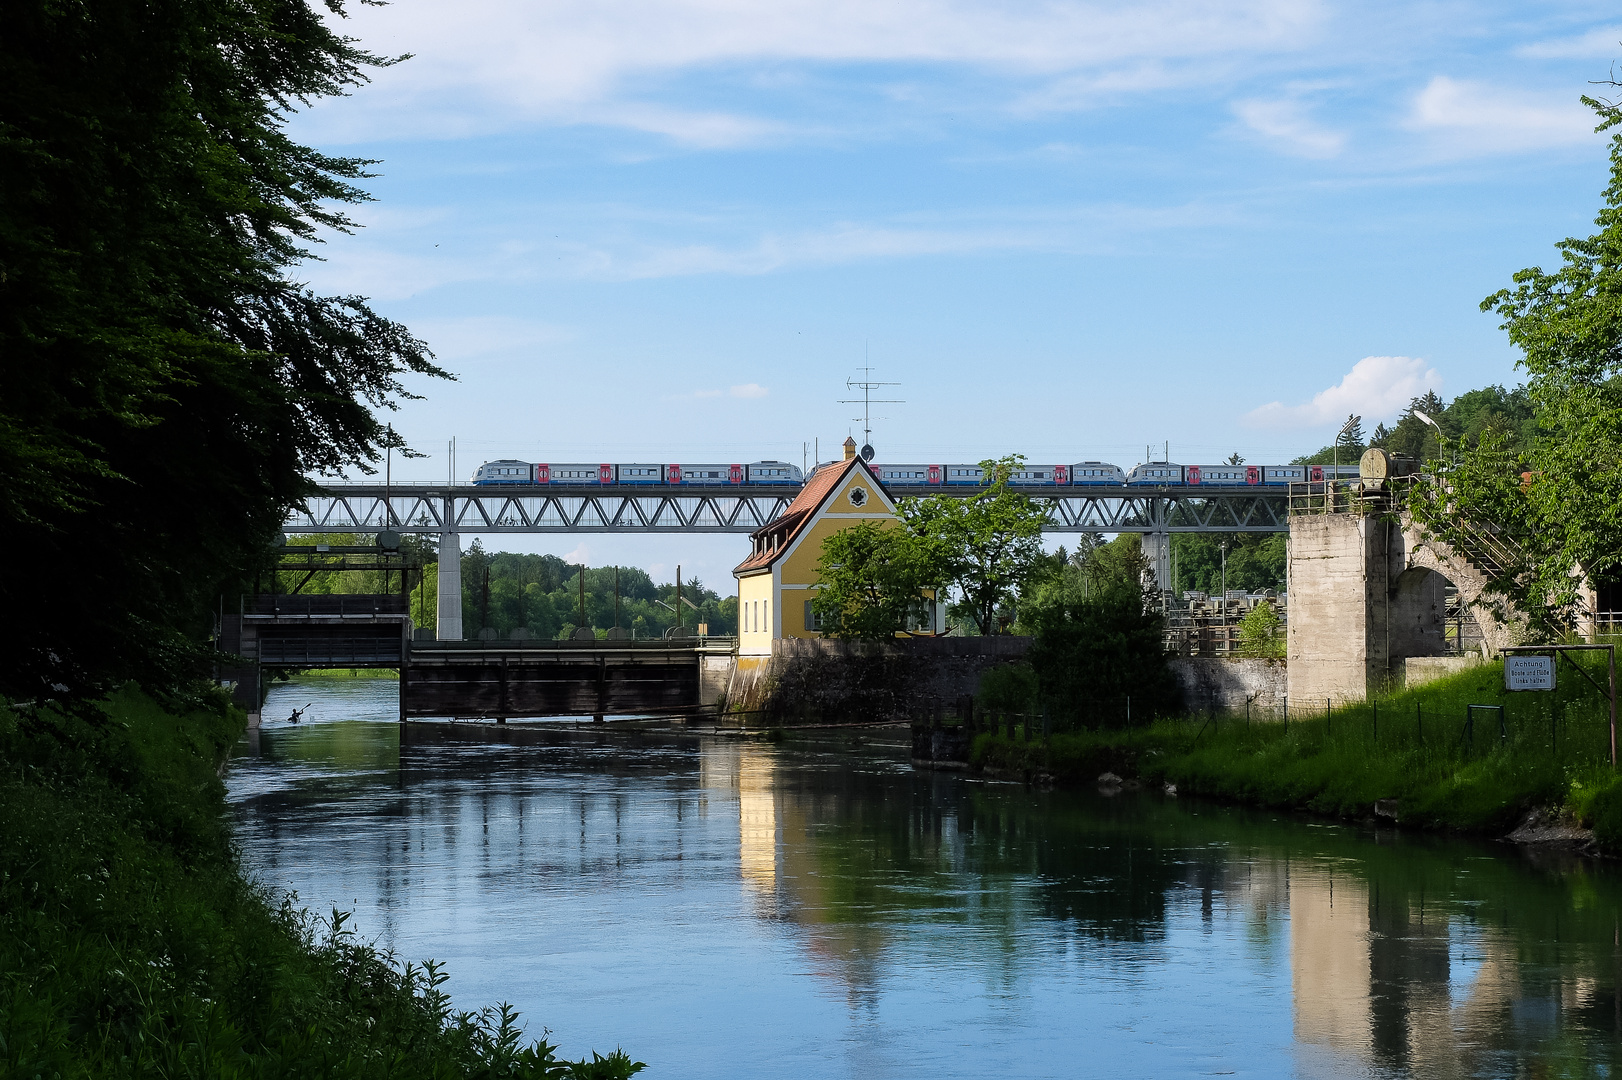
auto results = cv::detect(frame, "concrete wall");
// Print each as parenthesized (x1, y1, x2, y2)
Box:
(1170, 657, 1286, 711)
(1402, 654, 1486, 689)
(724, 636, 1032, 724)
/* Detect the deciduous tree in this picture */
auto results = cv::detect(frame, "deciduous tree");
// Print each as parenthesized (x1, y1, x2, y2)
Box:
(901, 456, 1048, 634)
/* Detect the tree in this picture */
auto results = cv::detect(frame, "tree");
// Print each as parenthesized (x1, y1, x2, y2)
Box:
(811, 521, 935, 639)
(1414, 90, 1622, 630)
(1023, 577, 1180, 728)
(1, 0, 448, 703)
(901, 455, 1049, 634)
(1234, 601, 1285, 658)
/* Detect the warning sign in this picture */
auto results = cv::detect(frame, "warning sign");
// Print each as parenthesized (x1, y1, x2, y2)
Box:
(1505, 654, 1556, 691)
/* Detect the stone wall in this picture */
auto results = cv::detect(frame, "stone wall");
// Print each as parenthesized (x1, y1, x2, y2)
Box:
(724, 636, 1032, 724)
(1169, 657, 1286, 711)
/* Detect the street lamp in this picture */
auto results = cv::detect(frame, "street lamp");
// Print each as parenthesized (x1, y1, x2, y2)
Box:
(1412, 408, 1447, 468)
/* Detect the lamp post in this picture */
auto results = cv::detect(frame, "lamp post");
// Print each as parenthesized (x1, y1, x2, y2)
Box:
(1413, 408, 1447, 468)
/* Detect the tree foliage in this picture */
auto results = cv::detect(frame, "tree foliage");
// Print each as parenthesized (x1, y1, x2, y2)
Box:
(901, 455, 1049, 634)
(1411, 91, 1622, 632)
(810, 521, 935, 640)
(1, 0, 448, 702)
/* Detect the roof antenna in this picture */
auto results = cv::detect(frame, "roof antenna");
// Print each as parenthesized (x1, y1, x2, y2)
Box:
(840, 361, 902, 462)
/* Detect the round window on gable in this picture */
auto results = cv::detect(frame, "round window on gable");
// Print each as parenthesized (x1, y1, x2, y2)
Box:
(848, 486, 868, 507)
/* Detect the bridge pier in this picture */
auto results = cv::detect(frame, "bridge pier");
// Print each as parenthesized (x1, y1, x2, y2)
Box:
(437, 528, 463, 640)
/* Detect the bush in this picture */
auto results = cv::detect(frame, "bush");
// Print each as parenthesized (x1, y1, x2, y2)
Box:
(1025, 581, 1182, 728)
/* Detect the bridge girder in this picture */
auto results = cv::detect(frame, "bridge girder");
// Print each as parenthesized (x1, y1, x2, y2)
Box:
(285, 484, 1287, 536)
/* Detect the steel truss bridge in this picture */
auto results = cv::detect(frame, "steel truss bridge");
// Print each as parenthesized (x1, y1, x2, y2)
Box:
(286, 483, 1287, 537)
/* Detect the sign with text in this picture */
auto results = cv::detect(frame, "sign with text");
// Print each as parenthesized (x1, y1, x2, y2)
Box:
(1506, 655, 1556, 691)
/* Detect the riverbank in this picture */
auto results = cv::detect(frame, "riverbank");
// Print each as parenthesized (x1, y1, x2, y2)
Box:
(0, 688, 640, 1078)
(971, 659, 1622, 851)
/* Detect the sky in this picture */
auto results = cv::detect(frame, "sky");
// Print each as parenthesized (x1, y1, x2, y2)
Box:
(289, 0, 1622, 586)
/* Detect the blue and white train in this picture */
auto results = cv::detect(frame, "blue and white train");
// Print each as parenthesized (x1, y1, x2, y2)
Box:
(470, 460, 806, 486)
(471, 458, 1360, 488)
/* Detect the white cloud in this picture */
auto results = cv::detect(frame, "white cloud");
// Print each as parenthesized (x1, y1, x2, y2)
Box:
(301, 0, 1325, 142)
(729, 383, 769, 398)
(1232, 95, 1345, 158)
(1244, 356, 1442, 430)
(1517, 26, 1622, 60)
(1405, 76, 1596, 155)
(562, 543, 592, 565)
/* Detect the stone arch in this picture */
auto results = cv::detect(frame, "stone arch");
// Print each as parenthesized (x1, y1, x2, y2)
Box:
(1399, 515, 1524, 656)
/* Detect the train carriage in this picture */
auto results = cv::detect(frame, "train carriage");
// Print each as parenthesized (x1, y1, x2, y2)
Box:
(1185, 464, 1261, 486)
(667, 463, 743, 485)
(875, 464, 939, 486)
(616, 464, 664, 485)
(744, 461, 803, 484)
(1125, 462, 1185, 485)
(533, 463, 606, 485)
(1005, 466, 1067, 486)
(471, 460, 534, 485)
(1070, 462, 1128, 486)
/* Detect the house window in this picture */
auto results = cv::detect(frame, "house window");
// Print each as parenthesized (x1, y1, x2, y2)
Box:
(804, 599, 821, 632)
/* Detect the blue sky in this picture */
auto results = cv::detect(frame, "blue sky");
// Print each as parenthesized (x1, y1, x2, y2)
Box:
(291, 0, 1621, 584)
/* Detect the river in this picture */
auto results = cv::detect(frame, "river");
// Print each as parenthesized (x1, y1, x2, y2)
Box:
(229, 676, 1622, 1078)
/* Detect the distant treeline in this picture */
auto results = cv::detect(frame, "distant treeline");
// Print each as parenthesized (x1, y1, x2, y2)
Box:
(273, 536, 736, 639)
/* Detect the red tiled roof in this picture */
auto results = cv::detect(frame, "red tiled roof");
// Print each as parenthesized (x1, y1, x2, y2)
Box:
(732, 457, 885, 575)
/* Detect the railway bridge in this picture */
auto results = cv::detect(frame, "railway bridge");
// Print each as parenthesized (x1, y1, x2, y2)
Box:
(285, 481, 1287, 640)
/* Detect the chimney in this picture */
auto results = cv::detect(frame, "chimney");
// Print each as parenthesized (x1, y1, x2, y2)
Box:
(843, 436, 857, 461)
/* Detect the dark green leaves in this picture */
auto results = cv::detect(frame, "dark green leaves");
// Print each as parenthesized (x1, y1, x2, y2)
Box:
(0, 0, 448, 702)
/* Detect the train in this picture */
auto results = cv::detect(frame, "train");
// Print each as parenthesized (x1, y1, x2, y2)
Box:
(471, 458, 1361, 488)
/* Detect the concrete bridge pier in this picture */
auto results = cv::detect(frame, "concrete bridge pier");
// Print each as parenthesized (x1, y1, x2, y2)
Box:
(1143, 522, 1172, 594)
(437, 528, 463, 640)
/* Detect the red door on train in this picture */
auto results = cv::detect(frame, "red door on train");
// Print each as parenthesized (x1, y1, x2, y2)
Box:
(667, 464, 682, 484)
(1186, 466, 1202, 485)
(1246, 466, 1260, 485)
(927, 465, 941, 485)
(1309, 466, 1324, 482)
(535, 464, 550, 484)
(729, 464, 743, 484)
(1053, 465, 1069, 485)
(598, 464, 613, 484)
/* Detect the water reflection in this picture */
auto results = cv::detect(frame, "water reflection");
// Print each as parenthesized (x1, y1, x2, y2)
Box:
(232, 680, 1622, 1078)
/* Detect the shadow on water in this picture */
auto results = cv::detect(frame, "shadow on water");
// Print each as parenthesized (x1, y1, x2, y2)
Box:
(233, 677, 1622, 1079)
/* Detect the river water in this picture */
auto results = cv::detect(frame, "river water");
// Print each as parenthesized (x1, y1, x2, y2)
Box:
(230, 677, 1622, 1078)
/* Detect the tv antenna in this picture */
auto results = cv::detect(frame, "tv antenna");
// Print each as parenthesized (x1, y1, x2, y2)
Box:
(839, 367, 902, 462)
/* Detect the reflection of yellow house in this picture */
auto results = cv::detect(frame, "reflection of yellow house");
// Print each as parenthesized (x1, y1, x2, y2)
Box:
(732, 439, 904, 657)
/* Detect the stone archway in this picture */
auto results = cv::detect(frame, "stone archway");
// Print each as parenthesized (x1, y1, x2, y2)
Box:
(1398, 517, 1524, 657)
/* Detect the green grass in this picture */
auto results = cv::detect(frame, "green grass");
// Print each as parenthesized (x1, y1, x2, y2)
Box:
(974, 656, 1622, 847)
(276, 667, 399, 679)
(0, 688, 642, 1078)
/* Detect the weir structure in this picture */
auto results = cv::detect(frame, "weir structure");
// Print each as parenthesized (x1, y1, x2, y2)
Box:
(286, 481, 1287, 640)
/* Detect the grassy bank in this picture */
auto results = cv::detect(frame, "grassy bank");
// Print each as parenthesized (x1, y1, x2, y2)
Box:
(974, 657, 1622, 849)
(0, 688, 641, 1078)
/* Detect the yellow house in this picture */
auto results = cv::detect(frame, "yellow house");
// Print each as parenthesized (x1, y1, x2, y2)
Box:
(734, 438, 941, 656)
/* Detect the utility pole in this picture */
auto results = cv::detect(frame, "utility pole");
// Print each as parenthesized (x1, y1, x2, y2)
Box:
(676, 565, 683, 629)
